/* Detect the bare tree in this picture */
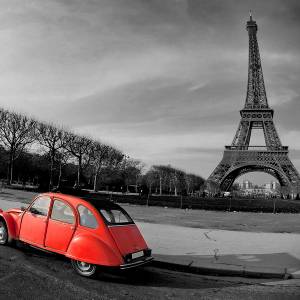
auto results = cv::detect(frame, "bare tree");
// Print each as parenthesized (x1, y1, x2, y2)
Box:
(205, 180, 221, 197)
(152, 165, 181, 196)
(149, 164, 204, 196)
(134, 161, 145, 193)
(185, 173, 194, 195)
(0, 110, 36, 185)
(169, 167, 186, 196)
(90, 142, 123, 192)
(152, 165, 169, 195)
(37, 123, 65, 190)
(144, 168, 157, 195)
(187, 174, 205, 194)
(120, 157, 143, 193)
(64, 133, 93, 188)
(56, 149, 72, 189)
(280, 185, 291, 199)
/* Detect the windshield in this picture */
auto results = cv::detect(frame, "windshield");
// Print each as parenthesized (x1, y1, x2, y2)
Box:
(99, 208, 133, 225)
(83, 198, 134, 225)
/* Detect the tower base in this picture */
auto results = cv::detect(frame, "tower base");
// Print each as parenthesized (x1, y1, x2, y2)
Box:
(207, 146, 300, 191)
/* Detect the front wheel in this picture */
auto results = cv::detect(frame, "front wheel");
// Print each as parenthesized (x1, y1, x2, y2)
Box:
(71, 259, 97, 277)
(0, 220, 8, 245)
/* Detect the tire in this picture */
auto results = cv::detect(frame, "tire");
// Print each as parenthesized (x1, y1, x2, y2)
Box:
(71, 259, 97, 278)
(0, 220, 8, 245)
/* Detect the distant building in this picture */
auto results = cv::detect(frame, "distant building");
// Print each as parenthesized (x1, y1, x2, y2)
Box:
(238, 180, 279, 197)
(271, 181, 280, 190)
(264, 183, 272, 190)
(239, 180, 253, 190)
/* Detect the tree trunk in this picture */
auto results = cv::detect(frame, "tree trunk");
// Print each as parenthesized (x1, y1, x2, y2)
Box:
(8, 150, 14, 185)
(9, 161, 13, 185)
(57, 161, 63, 188)
(159, 176, 162, 195)
(49, 154, 54, 191)
(93, 172, 98, 192)
(77, 156, 82, 188)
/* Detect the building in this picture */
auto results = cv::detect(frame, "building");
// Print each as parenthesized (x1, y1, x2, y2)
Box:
(238, 180, 279, 197)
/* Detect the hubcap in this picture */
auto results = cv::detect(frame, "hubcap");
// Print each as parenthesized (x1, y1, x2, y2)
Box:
(75, 260, 95, 276)
(72, 259, 97, 277)
(76, 261, 93, 272)
(0, 223, 7, 243)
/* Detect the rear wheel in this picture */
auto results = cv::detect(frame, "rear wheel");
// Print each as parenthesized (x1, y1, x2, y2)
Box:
(71, 259, 97, 277)
(0, 220, 8, 245)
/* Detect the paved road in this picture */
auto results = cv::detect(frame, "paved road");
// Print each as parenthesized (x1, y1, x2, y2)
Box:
(1, 243, 300, 300)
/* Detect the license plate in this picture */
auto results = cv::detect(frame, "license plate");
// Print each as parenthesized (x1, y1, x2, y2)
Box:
(132, 251, 144, 259)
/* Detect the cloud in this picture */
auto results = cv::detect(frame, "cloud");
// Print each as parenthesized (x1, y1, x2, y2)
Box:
(0, 0, 299, 179)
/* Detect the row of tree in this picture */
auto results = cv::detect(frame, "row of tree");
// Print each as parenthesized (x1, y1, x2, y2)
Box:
(143, 165, 204, 196)
(0, 108, 126, 191)
(0, 108, 204, 195)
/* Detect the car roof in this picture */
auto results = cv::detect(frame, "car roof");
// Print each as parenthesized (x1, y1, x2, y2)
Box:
(40, 192, 121, 210)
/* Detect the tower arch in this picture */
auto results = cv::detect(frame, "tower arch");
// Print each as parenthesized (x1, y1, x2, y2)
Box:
(220, 163, 290, 191)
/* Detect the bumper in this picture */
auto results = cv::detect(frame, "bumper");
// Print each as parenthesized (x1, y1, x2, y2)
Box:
(120, 256, 154, 270)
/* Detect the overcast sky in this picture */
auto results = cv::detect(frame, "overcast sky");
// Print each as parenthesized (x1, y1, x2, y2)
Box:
(0, 0, 299, 182)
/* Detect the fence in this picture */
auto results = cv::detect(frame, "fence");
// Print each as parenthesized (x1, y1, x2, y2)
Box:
(81, 192, 300, 213)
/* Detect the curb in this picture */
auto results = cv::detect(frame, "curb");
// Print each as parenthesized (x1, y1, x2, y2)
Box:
(152, 260, 290, 279)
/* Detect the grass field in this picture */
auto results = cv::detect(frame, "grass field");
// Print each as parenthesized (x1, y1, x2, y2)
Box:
(0, 188, 299, 234)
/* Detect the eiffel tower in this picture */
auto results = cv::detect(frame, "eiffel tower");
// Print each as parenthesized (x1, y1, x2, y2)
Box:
(207, 14, 300, 192)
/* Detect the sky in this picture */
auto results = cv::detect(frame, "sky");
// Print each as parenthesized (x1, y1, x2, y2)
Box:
(0, 0, 300, 184)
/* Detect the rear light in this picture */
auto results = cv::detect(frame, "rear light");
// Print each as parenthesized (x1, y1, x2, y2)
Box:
(124, 254, 132, 263)
(144, 249, 152, 257)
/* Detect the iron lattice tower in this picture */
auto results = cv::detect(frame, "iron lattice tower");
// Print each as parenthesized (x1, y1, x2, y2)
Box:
(207, 14, 300, 191)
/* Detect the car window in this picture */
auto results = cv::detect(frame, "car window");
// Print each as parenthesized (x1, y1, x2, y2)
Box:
(78, 205, 98, 229)
(51, 199, 75, 224)
(99, 208, 132, 225)
(29, 196, 51, 216)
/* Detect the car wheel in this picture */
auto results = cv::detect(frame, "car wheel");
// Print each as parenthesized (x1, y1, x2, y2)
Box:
(71, 259, 97, 277)
(0, 220, 8, 245)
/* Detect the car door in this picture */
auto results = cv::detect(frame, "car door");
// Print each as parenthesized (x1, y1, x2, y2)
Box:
(44, 198, 76, 252)
(19, 195, 51, 246)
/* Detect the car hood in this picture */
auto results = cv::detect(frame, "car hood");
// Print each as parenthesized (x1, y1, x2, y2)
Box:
(108, 224, 148, 256)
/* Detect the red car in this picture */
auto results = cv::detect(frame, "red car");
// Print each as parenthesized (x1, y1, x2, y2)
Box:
(0, 193, 153, 277)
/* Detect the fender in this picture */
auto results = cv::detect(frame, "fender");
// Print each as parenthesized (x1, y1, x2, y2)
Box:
(66, 233, 123, 267)
(0, 211, 17, 240)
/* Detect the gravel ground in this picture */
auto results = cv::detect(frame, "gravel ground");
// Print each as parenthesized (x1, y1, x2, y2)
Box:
(1, 243, 300, 300)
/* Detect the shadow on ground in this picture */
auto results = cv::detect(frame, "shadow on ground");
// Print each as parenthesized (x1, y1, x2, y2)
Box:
(0, 243, 245, 290)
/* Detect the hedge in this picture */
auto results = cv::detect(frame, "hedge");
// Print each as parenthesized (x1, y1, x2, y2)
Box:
(79, 192, 300, 213)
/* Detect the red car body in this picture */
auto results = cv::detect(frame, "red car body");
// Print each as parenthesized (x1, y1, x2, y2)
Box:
(0, 193, 153, 277)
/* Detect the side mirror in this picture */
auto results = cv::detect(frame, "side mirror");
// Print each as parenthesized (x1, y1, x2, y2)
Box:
(21, 206, 27, 211)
